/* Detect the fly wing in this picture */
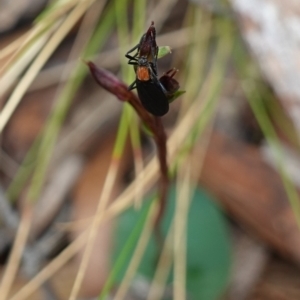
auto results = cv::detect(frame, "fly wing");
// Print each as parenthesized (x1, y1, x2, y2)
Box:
(136, 80, 169, 116)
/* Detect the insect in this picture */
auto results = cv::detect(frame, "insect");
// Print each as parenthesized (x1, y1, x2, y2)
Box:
(126, 22, 170, 116)
(126, 21, 158, 73)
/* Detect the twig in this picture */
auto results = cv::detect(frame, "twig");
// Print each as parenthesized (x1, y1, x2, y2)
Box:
(153, 117, 169, 227)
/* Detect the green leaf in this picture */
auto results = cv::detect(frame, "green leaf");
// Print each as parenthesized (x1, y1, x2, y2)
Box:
(167, 90, 186, 103)
(158, 46, 172, 59)
(114, 185, 232, 300)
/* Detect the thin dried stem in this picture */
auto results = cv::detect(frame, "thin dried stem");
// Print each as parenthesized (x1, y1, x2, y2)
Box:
(10, 232, 86, 300)
(173, 161, 191, 300)
(0, 206, 33, 300)
(146, 223, 174, 300)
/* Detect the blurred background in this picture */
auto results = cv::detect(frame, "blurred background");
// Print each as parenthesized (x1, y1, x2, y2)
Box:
(1, 0, 300, 299)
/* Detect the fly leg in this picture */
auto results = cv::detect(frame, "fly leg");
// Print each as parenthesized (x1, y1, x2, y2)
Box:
(148, 66, 168, 94)
(128, 80, 137, 91)
(125, 44, 140, 63)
